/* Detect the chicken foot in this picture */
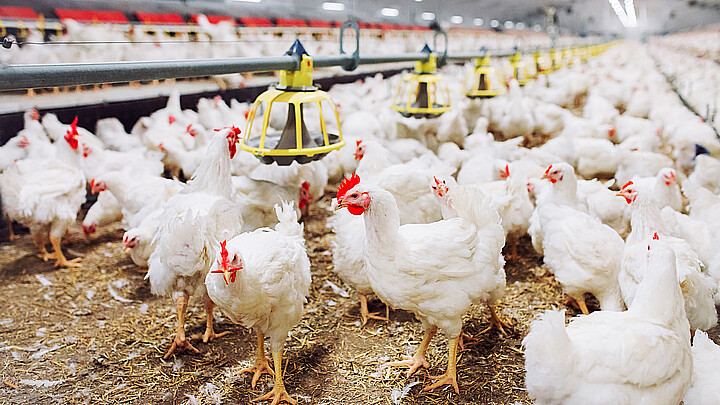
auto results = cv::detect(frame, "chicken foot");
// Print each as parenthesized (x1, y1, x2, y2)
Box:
(423, 337, 460, 394)
(33, 232, 54, 261)
(479, 306, 511, 336)
(359, 293, 390, 326)
(239, 332, 275, 388)
(163, 292, 200, 359)
(565, 294, 590, 315)
(253, 351, 296, 405)
(191, 292, 230, 343)
(381, 325, 437, 377)
(50, 235, 80, 268)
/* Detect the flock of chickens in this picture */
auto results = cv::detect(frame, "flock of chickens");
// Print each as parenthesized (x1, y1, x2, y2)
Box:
(1, 38, 720, 404)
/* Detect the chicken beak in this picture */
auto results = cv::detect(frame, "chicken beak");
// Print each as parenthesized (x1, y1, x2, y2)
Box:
(221, 267, 230, 285)
(123, 247, 131, 254)
(615, 191, 623, 197)
(334, 200, 349, 211)
(540, 173, 550, 180)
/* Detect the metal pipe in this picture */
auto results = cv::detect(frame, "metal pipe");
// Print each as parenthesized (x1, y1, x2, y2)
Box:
(0, 56, 298, 90)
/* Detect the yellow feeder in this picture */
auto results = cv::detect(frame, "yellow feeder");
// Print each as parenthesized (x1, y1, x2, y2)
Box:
(465, 51, 506, 99)
(391, 44, 451, 119)
(509, 48, 531, 86)
(533, 50, 549, 77)
(240, 40, 344, 166)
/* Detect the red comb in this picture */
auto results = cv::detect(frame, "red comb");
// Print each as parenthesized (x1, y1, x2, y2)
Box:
(301, 181, 310, 191)
(621, 181, 633, 189)
(70, 116, 78, 135)
(210, 240, 242, 285)
(90, 179, 95, 190)
(544, 165, 552, 175)
(338, 173, 360, 199)
(502, 164, 510, 178)
(433, 176, 441, 186)
(608, 128, 616, 137)
(244, 109, 251, 119)
(30, 109, 40, 120)
(168, 115, 176, 124)
(652, 232, 659, 240)
(356, 140, 362, 147)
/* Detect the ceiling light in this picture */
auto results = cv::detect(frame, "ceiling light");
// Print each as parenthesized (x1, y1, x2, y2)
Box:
(414, 0, 422, 2)
(381, 7, 400, 17)
(450, 15, 463, 24)
(321, 1, 345, 11)
(490, 19, 499, 28)
(504, 20, 514, 29)
(516, 22, 525, 30)
(473, 18, 484, 26)
(233, 0, 262, 2)
(421, 12, 435, 21)
(533, 24, 542, 32)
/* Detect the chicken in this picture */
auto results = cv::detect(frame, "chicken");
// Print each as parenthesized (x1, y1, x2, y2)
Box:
(231, 176, 304, 230)
(335, 174, 505, 393)
(523, 242, 692, 405)
(617, 183, 717, 332)
(682, 181, 720, 303)
(354, 140, 442, 224)
(683, 331, 720, 405)
(205, 203, 310, 405)
(614, 149, 674, 186)
(328, 201, 388, 326)
(495, 79, 536, 140)
(146, 128, 245, 358)
(530, 166, 626, 313)
(630, 168, 683, 211)
(0, 126, 86, 267)
(95, 117, 143, 152)
(687, 154, 720, 193)
(90, 172, 184, 229)
(82, 191, 122, 238)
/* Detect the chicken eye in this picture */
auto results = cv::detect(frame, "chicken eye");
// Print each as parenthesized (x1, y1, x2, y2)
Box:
(432, 186, 437, 190)
(351, 193, 358, 198)
(233, 254, 238, 262)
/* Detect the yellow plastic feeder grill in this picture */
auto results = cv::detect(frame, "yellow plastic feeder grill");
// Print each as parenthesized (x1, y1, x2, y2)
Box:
(391, 45, 451, 119)
(465, 53, 506, 99)
(509, 50, 531, 86)
(240, 40, 344, 166)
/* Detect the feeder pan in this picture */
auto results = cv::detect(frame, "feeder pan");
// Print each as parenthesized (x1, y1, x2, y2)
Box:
(240, 40, 344, 166)
(533, 50, 549, 77)
(391, 44, 451, 119)
(509, 49, 532, 86)
(465, 53, 506, 99)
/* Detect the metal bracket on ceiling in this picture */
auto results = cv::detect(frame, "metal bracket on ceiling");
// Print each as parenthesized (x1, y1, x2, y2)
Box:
(433, 26, 448, 67)
(339, 19, 360, 71)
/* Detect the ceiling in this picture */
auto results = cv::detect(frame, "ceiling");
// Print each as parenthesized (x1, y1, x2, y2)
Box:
(8, 0, 720, 35)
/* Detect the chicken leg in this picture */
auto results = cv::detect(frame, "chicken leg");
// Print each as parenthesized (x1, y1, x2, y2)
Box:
(359, 293, 389, 326)
(33, 232, 54, 262)
(504, 234, 519, 261)
(192, 292, 230, 343)
(422, 337, 460, 394)
(381, 325, 437, 377)
(565, 294, 589, 315)
(254, 351, 296, 405)
(50, 234, 80, 268)
(239, 332, 274, 388)
(479, 306, 511, 336)
(7, 220, 19, 241)
(163, 292, 200, 359)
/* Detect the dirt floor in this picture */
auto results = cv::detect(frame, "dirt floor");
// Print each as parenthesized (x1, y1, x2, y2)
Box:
(1, 185, 718, 405)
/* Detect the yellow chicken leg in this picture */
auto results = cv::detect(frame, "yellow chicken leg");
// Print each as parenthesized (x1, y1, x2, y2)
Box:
(50, 234, 80, 268)
(253, 351, 296, 405)
(192, 292, 230, 343)
(359, 293, 389, 326)
(33, 232, 54, 261)
(164, 292, 199, 359)
(7, 220, 19, 241)
(239, 332, 275, 389)
(381, 325, 437, 377)
(423, 337, 460, 394)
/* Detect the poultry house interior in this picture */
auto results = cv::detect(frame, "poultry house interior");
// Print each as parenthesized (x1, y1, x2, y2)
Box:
(1, 0, 720, 404)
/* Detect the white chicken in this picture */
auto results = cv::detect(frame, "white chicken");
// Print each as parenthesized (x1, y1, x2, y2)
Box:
(146, 128, 245, 358)
(335, 174, 505, 393)
(205, 203, 310, 405)
(617, 182, 717, 332)
(630, 167, 683, 211)
(231, 176, 304, 230)
(0, 126, 86, 267)
(683, 331, 720, 405)
(523, 243, 692, 405)
(82, 191, 122, 238)
(530, 165, 626, 313)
